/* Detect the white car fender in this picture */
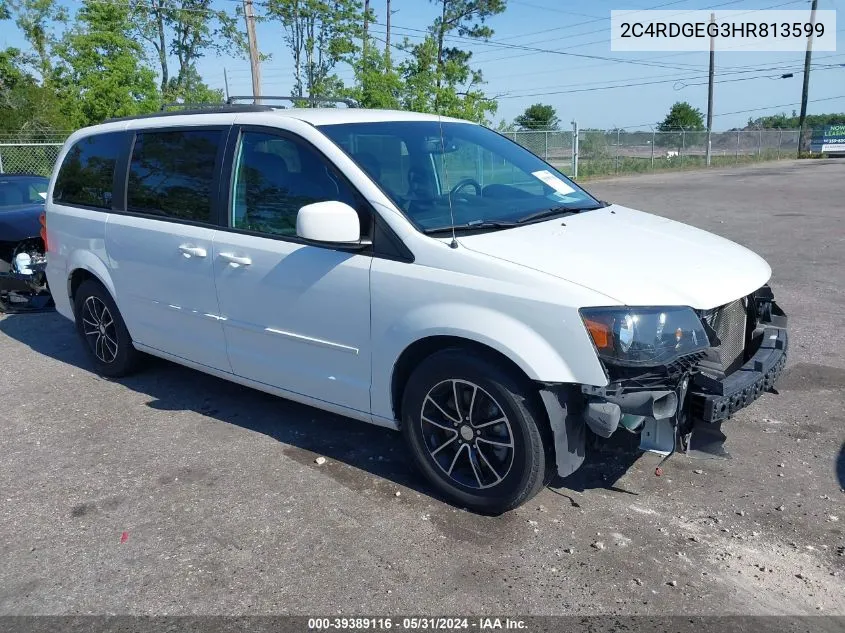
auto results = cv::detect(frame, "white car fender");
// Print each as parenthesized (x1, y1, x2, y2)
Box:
(370, 301, 608, 425)
(65, 249, 118, 316)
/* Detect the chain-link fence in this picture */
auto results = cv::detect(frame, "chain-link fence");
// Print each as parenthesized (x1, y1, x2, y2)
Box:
(0, 143, 64, 176)
(0, 129, 808, 180)
(503, 129, 803, 178)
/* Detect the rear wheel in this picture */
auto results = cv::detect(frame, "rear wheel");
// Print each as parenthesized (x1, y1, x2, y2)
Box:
(73, 279, 141, 377)
(401, 349, 552, 514)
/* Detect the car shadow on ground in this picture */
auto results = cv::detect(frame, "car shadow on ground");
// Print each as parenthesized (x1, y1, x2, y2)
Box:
(0, 312, 646, 509)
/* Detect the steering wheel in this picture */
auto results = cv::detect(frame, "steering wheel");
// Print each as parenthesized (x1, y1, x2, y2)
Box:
(449, 178, 482, 197)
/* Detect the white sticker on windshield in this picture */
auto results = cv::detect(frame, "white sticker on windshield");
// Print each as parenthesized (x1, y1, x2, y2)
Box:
(532, 170, 575, 195)
(38, 192, 47, 199)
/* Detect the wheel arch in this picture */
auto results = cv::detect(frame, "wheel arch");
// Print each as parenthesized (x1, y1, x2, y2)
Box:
(66, 251, 118, 316)
(391, 335, 541, 424)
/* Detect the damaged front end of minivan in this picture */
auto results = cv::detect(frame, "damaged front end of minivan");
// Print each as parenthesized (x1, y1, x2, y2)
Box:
(543, 286, 788, 478)
(0, 226, 52, 314)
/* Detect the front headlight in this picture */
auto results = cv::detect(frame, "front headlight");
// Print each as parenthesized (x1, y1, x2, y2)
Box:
(579, 306, 709, 366)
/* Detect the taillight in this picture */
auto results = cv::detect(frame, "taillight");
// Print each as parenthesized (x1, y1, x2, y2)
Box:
(39, 211, 49, 252)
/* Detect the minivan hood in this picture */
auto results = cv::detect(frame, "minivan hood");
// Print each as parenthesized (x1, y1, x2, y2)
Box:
(458, 205, 771, 310)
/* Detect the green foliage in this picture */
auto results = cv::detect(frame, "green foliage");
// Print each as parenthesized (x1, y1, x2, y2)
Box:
(56, 0, 160, 126)
(656, 101, 705, 149)
(351, 46, 402, 109)
(496, 119, 515, 133)
(0, 0, 67, 79)
(658, 101, 705, 132)
(514, 103, 559, 130)
(1, 47, 71, 138)
(163, 66, 224, 105)
(0, 0, 241, 133)
(396, 0, 505, 124)
(747, 112, 845, 129)
(267, 0, 363, 102)
(129, 0, 244, 96)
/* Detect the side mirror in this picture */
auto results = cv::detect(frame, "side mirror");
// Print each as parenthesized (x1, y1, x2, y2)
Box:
(296, 201, 361, 244)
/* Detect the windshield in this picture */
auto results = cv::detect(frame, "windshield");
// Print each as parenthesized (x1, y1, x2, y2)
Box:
(318, 121, 601, 233)
(0, 176, 48, 209)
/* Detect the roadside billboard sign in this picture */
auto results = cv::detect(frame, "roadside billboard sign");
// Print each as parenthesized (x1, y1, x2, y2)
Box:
(810, 125, 845, 155)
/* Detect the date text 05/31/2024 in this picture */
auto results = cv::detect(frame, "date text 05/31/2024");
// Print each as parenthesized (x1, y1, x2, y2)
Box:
(307, 618, 527, 630)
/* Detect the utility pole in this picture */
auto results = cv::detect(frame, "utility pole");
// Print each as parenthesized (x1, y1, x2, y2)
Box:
(798, 0, 818, 156)
(706, 12, 715, 166)
(363, 0, 370, 55)
(243, 0, 261, 101)
(223, 67, 230, 101)
(385, 0, 393, 66)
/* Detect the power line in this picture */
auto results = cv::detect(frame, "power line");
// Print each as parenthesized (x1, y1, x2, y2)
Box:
(498, 63, 844, 100)
(470, 0, 808, 64)
(370, 22, 713, 71)
(495, 58, 843, 98)
(470, 0, 756, 62)
(481, 52, 845, 85)
(618, 94, 845, 129)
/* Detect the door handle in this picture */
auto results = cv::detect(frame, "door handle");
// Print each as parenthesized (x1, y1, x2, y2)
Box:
(178, 244, 207, 258)
(219, 252, 252, 267)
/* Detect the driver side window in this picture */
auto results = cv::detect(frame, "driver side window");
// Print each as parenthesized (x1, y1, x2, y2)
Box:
(231, 131, 357, 237)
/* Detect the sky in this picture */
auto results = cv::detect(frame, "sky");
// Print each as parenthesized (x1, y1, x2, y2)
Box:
(3, 0, 844, 129)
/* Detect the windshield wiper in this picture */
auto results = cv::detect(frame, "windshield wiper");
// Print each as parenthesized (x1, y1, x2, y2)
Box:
(422, 220, 519, 235)
(516, 204, 602, 225)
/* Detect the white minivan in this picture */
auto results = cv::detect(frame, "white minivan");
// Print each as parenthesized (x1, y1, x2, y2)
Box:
(45, 105, 788, 513)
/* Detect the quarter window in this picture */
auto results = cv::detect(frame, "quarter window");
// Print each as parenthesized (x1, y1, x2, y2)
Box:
(53, 132, 123, 209)
(127, 129, 222, 222)
(231, 131, 356, 237)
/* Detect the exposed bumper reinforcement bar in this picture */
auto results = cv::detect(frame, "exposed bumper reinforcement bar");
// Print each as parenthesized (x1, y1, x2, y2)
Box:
(689, 325, 788, 424)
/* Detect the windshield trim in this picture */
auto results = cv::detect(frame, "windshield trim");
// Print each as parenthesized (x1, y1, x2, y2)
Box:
(316, 120, 600, 237)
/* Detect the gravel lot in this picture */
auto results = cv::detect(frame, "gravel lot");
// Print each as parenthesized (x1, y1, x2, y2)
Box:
(1, 159, 843, 616)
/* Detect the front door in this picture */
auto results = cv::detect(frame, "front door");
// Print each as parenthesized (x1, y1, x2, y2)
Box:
(105, 127, 231, 372)
(212, 128, 372, 413)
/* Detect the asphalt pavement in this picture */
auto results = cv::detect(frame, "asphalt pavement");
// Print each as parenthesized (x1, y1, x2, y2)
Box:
(1, 159, 843, 616)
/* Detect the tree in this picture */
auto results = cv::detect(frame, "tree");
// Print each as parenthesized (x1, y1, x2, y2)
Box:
(430, 0, 504, 78)
(0, 0, 67, 80)
(129, 0, 242, 100)
(1, 46, 72, 138)
(267, 0, 363, 103)
(658, 101, 705, 131)
(351, 1, 402, 109)
(56, 0, 160, 126)
(352, 46, 402, 109)
(514, 103, 559, 130)
(496, 119, 515, 133)
(163, 66, 224, 105)
(747, 111, 845, 129)
(398, 0, 505, 123)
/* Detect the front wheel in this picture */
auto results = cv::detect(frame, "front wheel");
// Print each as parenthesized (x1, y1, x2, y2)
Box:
(401, 349, 553, 514)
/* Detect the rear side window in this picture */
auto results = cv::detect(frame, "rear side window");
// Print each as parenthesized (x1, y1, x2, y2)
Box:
(127, 129, 222, 222)
(53, 133, 123, 209)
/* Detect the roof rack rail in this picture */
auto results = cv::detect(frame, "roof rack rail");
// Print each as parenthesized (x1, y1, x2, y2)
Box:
(106, 104, 273, 123)
(159, 101, 237, 111)
(226, 95, 359, 108)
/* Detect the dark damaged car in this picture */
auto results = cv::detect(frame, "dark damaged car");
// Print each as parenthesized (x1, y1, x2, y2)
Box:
(0, 173, 53, 312)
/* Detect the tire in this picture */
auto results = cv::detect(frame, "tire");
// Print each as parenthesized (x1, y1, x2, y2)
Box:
(73, 279, 141, 377)
(401, 348, 553, 514)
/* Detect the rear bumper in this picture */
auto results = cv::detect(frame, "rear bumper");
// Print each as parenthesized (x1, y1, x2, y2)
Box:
(689, 324, 788, 423)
